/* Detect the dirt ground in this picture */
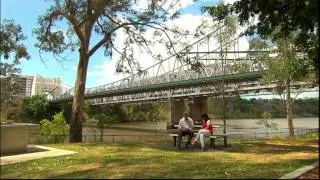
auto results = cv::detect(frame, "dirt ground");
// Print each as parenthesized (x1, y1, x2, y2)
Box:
(296, 167, 319, 179)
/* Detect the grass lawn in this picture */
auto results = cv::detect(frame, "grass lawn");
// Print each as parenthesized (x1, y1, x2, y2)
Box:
(0, 137, 318, 179)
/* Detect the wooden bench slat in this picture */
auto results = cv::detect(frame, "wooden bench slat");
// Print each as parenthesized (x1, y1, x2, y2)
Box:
(168, 133, 228, 148)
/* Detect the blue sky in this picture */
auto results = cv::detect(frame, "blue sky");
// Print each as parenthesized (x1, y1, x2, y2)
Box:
(1, 0, 218, 88)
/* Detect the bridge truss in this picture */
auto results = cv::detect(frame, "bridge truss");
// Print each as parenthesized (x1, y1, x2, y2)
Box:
(51, 25, 316, 105)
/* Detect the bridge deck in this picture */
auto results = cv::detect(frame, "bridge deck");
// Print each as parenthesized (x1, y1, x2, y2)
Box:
(51, 71, 263, 104)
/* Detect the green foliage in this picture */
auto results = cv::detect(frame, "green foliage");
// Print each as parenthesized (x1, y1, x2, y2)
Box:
(209, 97, 318, 119)
(232, 61, 251, 73)
(259, 36, 313, 86)
(39, 111, 69, 143)
(0, 19, 30, 105)
(87, 104, 127, 122)
(93, 113, 116, 130)
(0, 19, 30, 61)
(303, 131, 319, 138)
(203, 0, 319, 75)
(22, 95, 49, 123)
(39, 119, 51, 135)
(251, 36, 315, 137)
(51, 111, 69, 136)
(125, 103, 168, 122)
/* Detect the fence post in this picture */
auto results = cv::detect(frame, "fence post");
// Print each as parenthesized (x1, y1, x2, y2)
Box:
(112, 135, 115, 143)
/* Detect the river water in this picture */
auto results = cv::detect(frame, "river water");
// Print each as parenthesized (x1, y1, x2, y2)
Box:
(83, 117, 319, 136)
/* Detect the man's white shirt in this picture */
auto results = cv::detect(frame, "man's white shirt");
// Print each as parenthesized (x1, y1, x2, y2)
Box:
(178, 117, 194, 130)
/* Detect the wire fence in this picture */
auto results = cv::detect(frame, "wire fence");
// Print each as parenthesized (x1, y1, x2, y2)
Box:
(28, 128, 318, 145)
(28, 133, 171, 144)
(227, 128, 318, 140)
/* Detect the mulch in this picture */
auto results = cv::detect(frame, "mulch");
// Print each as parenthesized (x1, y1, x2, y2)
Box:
(296, 167, 319, 179)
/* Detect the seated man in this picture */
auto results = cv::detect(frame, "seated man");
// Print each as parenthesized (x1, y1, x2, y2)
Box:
(177, 111, 194, 149)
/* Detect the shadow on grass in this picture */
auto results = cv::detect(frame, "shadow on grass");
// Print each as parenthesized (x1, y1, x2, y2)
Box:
(48, 169, 100, 179)
(48, 138, 319, 157)
(140, 138, 319, 154)
(46, 158, 317, 179)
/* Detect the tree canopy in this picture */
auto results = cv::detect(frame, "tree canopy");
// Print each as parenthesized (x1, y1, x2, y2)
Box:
(203, 0, 319, 76)
(34, 0, 191, 142)
(0, 19, 30, 105)
(22, 95, 49, 123)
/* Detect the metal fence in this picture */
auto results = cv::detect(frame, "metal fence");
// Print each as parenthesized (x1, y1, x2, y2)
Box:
(28, 128, 318, 144)
(227, 128, 318, 140)
(28, 133, 171, 144)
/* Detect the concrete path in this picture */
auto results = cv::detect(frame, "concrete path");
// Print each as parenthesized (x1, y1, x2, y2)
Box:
(279, 161, 319, 179)
(0, 145, 77, 166)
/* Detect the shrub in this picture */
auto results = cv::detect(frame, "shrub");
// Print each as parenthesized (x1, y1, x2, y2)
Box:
(38, 111, 69, 143)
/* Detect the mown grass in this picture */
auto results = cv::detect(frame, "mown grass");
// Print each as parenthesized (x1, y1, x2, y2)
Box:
(0, 137, 318, 179)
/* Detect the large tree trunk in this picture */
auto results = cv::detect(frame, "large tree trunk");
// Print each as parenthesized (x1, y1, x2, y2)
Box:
(286, 79, 295, 137)
(69, 53, 89, 142)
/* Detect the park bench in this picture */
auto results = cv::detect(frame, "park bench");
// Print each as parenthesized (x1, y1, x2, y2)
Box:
(169, 133, 228, 149)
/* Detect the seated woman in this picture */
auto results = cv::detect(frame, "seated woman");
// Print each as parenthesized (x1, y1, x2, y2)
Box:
(191, 113, 213, 151)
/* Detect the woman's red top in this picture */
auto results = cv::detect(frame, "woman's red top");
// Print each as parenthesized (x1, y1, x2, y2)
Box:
(202, 120, 213, 135)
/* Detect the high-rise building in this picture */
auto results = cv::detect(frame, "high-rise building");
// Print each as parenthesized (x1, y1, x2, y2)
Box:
(17, 75, 34, 98)
(31, 74, 62, 98)
(2, 74, 62, 102)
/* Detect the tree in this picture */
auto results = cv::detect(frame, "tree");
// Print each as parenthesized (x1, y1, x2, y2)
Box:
(215, 16, 237, 135)
(34, 0, 190, 142)
(51, 111, 69, 136)
(250, 35, 315, 137)
(0, 19, 30, 117)
(39, 111, 69, 143)
(90, 113, 117, 142)
(256, 112, 278, 137)
(203, 0, 319, 76)
(22, 95, 49, 123)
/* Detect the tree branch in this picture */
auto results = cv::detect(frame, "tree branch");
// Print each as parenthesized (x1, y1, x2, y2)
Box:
(89, 21, 143, 57)
(65, 0, 84, 42)
(102, 13, 180, 56)
(292, 85, 305, 104)
(123, 27, 153, 55)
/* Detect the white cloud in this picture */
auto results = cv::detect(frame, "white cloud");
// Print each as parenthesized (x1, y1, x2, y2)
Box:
(88, 60, 125, 86)
(88, 13, 218, 86)
(133, 0, 194, 16)
(223, 0, 238, 4)
(87, 1, 253, 87)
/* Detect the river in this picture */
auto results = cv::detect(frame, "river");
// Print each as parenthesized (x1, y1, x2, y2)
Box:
(83, 117, 319, 136)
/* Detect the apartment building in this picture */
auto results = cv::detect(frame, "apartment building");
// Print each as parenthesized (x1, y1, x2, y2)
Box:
(16, 75, 34, 98)
(31, 74, 62, 98)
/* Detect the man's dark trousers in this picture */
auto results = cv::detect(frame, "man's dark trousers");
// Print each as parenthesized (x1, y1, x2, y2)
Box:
(177, 129, 194, 149)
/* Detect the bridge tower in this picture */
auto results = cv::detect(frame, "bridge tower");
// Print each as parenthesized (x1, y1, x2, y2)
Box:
(167, 97, 208, 130)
